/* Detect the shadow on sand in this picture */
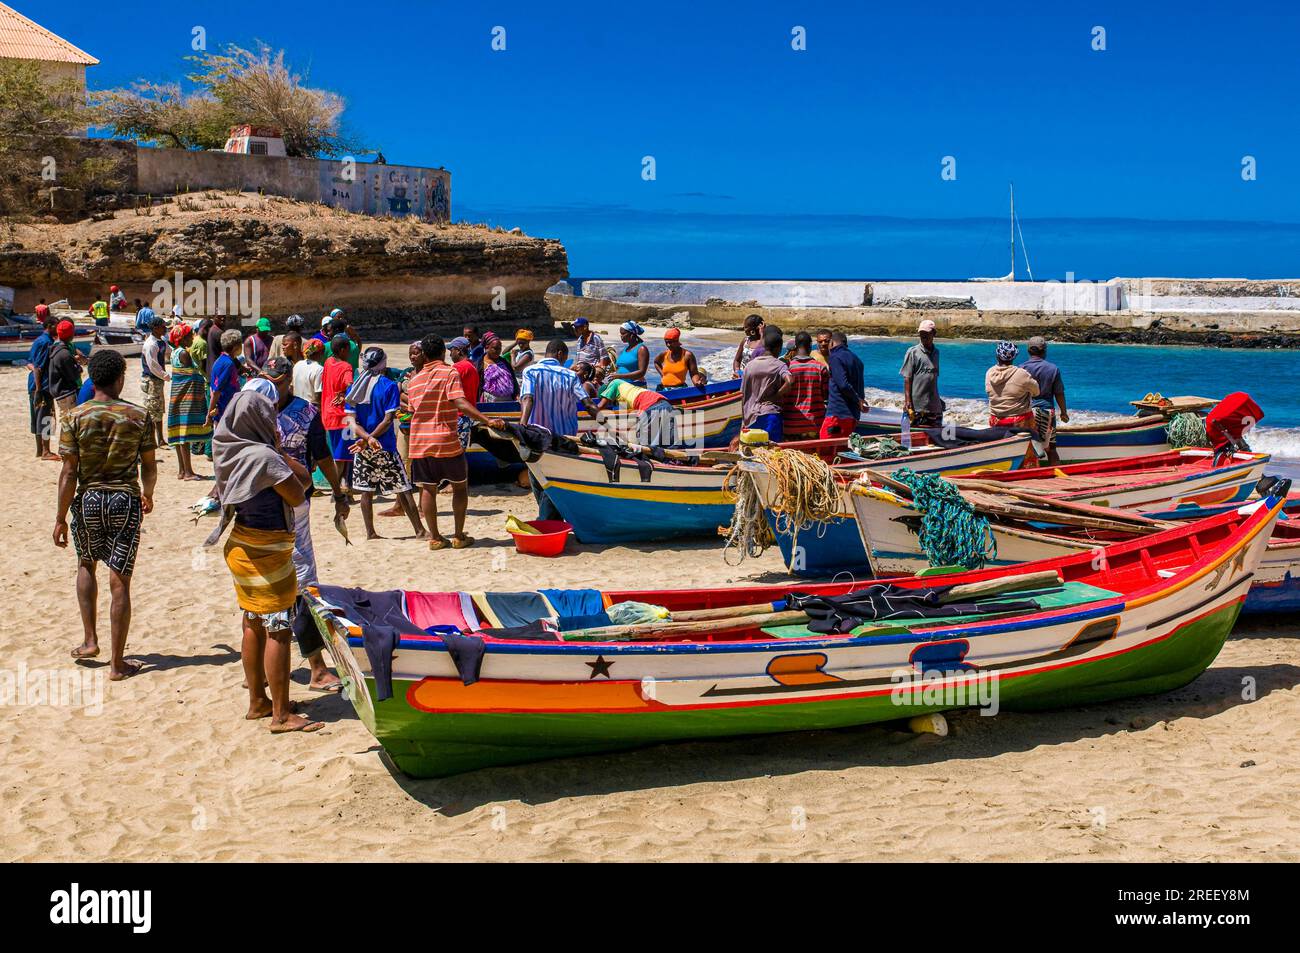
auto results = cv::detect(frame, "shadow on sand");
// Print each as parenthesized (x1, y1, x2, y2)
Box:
(377, 660, 1300, 815)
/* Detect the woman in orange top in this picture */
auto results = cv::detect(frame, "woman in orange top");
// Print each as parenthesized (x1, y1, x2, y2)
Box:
(654, 328, 706, 390)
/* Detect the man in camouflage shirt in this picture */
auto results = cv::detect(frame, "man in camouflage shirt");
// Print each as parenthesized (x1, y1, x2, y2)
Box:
(54, 350, 158, 680)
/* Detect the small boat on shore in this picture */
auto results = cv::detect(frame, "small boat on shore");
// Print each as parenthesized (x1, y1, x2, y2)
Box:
(764, 447, 1269, 578)
(854, 403, 1208, 463)
(851, 474, 1300, 614)
(303, 494, 1286, 777)
(0, 318, 95, 364)
(521, 431, 1033, 545)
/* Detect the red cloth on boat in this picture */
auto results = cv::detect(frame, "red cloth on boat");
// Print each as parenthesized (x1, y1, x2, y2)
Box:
(403, 591, 478, 632)
(1205, 393, 1263, 451)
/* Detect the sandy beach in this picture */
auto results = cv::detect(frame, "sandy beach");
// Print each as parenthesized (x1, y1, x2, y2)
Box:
(2, 346, 1299, 863)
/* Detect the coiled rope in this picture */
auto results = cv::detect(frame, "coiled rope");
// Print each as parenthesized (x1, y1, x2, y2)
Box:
(722, 446, 841, 566)
(890, 468, 997, 570)
(1166, 412, 1210, 449)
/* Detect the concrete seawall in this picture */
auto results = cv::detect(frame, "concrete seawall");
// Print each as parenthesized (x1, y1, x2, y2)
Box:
(549, 278, 1300, 347)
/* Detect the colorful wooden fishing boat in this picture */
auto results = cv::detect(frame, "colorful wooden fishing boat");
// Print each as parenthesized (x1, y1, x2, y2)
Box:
(857, 412, 1173, 463)
(466, 377, 745, 481)
(851, 478, 1300, 614)
(303, 495, 1286, 777)
(523, 432, 1032, 545)
(772, 448, 1270, 578)
(0, 320, 95, 365)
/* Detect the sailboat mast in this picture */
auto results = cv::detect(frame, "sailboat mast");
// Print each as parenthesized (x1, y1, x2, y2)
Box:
(1010, 183, 1016, 282)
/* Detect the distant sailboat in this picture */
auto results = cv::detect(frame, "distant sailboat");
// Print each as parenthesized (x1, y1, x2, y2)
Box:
(972, 183, 1034, 281)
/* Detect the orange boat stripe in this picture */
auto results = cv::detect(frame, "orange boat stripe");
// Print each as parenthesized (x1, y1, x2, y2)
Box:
(407, 677, 656, 713)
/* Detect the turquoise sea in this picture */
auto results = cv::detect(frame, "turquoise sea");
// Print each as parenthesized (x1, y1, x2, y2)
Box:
(688, 336, 1300, 475)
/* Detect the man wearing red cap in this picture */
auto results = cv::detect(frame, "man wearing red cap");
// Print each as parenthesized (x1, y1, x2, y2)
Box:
(26, 314, 59, 460)
(47, 321, 84, 444)
(109, 285, 126, 312)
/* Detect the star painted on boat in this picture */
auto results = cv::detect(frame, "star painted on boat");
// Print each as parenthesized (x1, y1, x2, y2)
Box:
(586, 655, 614, 679)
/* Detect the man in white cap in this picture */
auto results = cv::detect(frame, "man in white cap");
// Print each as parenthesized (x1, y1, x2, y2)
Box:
(901, 319, 943, 426)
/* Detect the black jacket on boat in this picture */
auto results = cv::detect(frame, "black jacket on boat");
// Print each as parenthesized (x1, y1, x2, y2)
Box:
(787, 584, 1040, 635)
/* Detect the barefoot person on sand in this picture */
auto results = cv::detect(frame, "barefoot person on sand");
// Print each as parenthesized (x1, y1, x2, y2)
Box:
(207, 389, 322, 733)
(343, 347, 425, 540)
(54, 350, 158, 681)
(166, 323, 211, 480)
(407, 335, 506, 550)
(248, 366, 349, 692)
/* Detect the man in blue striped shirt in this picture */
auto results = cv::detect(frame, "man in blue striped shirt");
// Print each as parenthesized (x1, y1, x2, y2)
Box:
(520, 339, 597, 519)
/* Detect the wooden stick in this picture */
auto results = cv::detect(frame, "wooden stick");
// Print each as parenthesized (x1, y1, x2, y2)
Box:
(942, 570, 1062, 604)
(671, 602, 780, 621)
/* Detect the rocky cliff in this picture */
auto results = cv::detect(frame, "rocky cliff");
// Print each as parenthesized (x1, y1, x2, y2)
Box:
(1, 192, 568, 333)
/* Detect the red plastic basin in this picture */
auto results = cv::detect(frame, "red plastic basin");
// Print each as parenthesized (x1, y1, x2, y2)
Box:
(508, 519, 573, 557)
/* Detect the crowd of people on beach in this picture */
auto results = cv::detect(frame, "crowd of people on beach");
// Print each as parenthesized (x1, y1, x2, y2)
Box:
(30, 291, 1069, 732)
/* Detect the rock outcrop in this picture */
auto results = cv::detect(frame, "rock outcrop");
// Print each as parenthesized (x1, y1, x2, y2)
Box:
(1, 192, 568, 333)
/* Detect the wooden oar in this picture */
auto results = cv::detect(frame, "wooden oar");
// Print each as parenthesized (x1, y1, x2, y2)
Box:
(941, 569, 1062, 603)
(671, 602, 783, 621)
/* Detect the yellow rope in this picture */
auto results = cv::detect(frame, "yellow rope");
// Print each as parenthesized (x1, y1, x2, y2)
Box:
(721, 446, 841, 565)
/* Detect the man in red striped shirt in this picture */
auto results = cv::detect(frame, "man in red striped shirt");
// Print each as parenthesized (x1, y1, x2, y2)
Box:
(782, 331, 830, 440)
(407, 334, 505, 550)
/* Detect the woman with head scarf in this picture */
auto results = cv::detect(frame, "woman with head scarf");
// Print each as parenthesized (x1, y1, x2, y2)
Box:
(206, 389, 320, 733)
(344, 347, 425, 540)
(984, 340, 1039, 433)
(166, 323, 211, 480)
(654, 327, 706, 390)
(507, 328, 536, 375)
(478, 331, 518, 402)
(607, 321, 650, 386)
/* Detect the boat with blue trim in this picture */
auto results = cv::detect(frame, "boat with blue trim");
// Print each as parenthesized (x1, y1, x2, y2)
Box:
(303, 494, 1286, 777)
(522, 431, 1033, 545)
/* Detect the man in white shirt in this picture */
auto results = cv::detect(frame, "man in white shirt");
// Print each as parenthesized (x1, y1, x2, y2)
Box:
(293, 338, 325, 406)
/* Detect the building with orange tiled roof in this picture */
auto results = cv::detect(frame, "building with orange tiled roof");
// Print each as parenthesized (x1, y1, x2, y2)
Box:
(0, 1, 98, 92)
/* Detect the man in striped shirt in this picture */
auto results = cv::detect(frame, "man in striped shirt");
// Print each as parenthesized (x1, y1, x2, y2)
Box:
(782, 331, 830, 440)
(407, 334, 505, 550)
(520, 339, 597, 519)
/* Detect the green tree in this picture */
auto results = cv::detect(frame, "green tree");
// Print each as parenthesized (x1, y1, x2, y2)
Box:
(93, 43, 364, 158)
(0, 60, 120, 216)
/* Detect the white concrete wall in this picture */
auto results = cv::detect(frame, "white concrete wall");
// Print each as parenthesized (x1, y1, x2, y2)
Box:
(579, 280, 867, 308)
(1122, 294, 1300, 313)
(576, 278, 1300, 316)
(869, 280, 1121, 314)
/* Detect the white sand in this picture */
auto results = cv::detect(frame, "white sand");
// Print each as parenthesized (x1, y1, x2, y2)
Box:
(1, 355, 1298, 862)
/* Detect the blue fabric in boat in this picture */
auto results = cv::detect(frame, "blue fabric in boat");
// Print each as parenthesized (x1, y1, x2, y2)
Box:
(541, 588, 612, 630)
(481, 591, 557, 628)
(540, 588, 604, 618)
(557, 611, 613, 631)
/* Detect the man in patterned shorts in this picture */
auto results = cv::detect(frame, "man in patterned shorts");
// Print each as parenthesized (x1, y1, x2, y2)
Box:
(54, 350, 158, 680)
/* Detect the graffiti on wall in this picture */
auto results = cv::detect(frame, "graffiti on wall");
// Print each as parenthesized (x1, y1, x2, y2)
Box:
(318, 162, 450, 223)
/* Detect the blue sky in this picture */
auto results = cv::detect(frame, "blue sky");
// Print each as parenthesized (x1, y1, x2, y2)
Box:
(29, 1, 1300, 275)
